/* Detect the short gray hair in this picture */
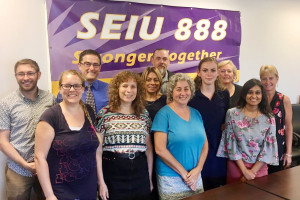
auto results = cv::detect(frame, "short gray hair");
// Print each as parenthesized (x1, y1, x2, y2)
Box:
(166, 73, 195, 101)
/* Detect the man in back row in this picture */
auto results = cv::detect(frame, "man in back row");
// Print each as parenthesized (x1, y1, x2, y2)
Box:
(0, 59, 56, 199)
(57, 49, 109, 116)
(150, 48, 174, 95)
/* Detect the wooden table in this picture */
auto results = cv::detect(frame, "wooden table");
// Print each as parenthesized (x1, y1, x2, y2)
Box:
(246, 165, 300, 200)
(183, 182, 284, 200)
(184, 166, 300, 200)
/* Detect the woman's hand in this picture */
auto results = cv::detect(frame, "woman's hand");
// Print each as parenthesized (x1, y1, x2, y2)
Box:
(24, 162, 36, 174)
(242, 168, 256, 180)
(283, 154, 292, 169)
(150, 179, 154, 191)
(185, 168, 200, 191)
(99, 183, 109, 200)
(189, 182, 197, 191)
(180, 171, 188, 181)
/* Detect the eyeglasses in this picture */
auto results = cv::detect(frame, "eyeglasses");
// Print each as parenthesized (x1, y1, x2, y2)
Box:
(80, 62, 101, 68)
(15, 72, 37, 78)
(60, 84, 83, 90)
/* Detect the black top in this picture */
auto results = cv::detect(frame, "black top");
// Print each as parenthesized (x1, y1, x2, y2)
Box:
(270, 91, 286, 159)
(229, 84, 242, 109)
(40, 104, 99, 200)
(188, 89, 229, 190)
(146, 95, 167, 122)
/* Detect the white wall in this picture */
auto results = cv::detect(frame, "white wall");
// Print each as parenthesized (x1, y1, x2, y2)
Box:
(0, 1, 50, 199)
(1, 0, 300, 198)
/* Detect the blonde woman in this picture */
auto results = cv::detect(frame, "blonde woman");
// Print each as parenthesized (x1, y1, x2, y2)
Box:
(35, 70, 101, 200)
(260, 65, 293, 173)
(218, 60, 242, 108)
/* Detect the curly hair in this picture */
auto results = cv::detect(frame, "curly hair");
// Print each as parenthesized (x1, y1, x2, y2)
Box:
(141, 67, 163, 95)
(108, 71, 146, 116)
(237, 78, 272, 118)
(166, 73, 195, 102)
(194, 57, 224, 91)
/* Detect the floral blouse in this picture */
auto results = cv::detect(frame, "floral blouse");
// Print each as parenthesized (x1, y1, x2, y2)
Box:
(217, 107, 279, 165)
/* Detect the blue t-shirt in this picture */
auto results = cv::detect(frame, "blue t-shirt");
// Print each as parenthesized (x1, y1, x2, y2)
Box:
(151, 105, 206, 177)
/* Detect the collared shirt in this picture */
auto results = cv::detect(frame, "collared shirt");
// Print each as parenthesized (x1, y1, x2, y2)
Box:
(57, 79, 108, 115)
(0, 89, 56, 177)
(160, 71, 170, 95)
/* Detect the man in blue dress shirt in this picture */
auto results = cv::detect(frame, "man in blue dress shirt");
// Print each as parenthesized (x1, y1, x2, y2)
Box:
(57, 49, 108, 115)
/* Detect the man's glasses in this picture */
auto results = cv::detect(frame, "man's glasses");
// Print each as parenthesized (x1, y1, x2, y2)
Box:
(80, 62, 101, 68)
(15, 72, 37, 78)
(60, 84, 83, 90)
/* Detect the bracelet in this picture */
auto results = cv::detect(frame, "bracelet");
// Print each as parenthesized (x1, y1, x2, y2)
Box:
(285, 153, 292, 157)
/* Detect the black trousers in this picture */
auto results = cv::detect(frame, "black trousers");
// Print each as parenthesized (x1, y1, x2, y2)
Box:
(102, 152, 151, 200)
(268, 160, 285, 174)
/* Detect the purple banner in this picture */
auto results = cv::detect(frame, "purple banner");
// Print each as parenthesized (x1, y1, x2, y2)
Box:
(46, 0, 241, 81)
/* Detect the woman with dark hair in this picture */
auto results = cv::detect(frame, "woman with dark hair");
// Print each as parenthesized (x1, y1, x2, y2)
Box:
(96, 71, 153, 200)
(142, 67, 167, 199)
(189, 57, 229, 190)
(35, 70, 101, 200)
(142, 67, 167, 122)
(217, 79, 278, 183)
(260, 65, 293, 173)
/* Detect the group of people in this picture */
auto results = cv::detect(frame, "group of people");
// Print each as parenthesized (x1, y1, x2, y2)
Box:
(0, 48, 293, 200)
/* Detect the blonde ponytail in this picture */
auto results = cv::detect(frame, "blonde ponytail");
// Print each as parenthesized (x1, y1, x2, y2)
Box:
(79, 100, 102, 145)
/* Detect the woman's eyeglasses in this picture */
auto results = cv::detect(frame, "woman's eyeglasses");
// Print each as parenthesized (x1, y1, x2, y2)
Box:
(60, 84, 83, 90)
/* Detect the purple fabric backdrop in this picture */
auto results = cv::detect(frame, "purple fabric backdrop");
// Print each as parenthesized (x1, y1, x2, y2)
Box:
(46, 0, 241, 81)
